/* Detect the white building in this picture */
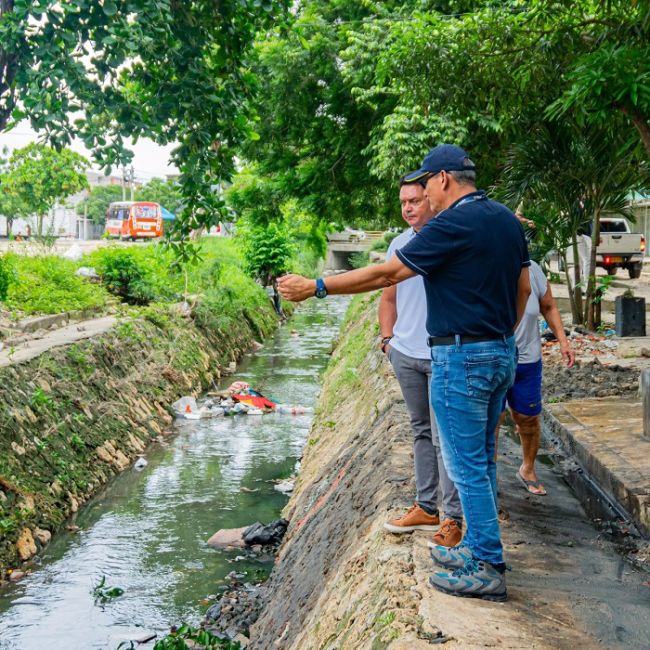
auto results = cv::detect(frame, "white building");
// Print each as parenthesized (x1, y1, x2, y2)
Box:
(0, 170, 124, 239)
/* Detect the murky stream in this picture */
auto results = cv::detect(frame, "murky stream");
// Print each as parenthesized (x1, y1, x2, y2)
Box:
(0, 297, 350, 650)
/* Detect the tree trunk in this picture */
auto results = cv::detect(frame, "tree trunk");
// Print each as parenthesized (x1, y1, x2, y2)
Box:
(571, 234, 584, 324)
(585, 208, 601, 330)
(562, 250, 580, 324)
(0, 2, 17, 133)
(271, 278, 283, 316)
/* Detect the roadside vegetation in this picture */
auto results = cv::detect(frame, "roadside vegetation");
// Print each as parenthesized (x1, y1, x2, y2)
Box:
(0, 254, 109, 316)
(0, 238, 287, 325)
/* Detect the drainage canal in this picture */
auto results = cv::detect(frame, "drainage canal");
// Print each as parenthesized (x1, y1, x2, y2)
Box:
(0, 297, 350, 650)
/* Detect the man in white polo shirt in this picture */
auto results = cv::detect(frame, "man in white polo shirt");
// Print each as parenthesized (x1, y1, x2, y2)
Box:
(380, 173, 463, 547)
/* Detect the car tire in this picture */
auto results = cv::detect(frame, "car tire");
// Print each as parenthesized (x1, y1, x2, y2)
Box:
(629, 263, 642, 279)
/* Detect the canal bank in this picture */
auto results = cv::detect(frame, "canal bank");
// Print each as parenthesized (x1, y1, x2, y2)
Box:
(0, 297, 350, 649)
(0, 290, 280, 581)
(248, 294, 650, 649)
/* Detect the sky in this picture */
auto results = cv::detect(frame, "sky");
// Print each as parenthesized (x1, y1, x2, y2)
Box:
(0, 121, 179, 182)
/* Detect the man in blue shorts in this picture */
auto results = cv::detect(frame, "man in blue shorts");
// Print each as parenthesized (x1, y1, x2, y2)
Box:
(498, 259, 575, 495)
(278, 144, 531, 602)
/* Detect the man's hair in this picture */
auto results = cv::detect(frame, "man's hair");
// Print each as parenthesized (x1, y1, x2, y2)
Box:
(448, 169, 477, 186)
(399, 175, 427, 189)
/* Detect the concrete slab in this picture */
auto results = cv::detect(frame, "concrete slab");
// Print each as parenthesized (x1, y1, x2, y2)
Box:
(545, 398, 650, 535)
(0, 316, 117, 367)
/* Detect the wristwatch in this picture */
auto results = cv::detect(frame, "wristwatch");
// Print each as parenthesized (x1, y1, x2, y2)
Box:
(381, 336, 393, 353)
(314, 278, 328, 299)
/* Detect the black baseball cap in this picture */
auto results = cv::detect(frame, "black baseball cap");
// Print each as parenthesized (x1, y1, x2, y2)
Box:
(402, 144, 475, 183)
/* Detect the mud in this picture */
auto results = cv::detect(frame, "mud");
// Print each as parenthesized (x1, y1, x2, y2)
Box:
(543, 358, 639, 401)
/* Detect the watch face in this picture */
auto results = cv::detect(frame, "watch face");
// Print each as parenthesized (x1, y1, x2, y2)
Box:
(315, 288, 327, 299)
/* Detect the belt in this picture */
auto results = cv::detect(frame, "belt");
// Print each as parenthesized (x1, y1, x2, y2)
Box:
(427, 332, 513, 347)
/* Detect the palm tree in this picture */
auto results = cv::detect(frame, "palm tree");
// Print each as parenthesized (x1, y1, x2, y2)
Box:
(499, 121, 647, 328)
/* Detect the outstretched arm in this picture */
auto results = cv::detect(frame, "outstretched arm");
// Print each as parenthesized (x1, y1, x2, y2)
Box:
(277, 256, 417, 302)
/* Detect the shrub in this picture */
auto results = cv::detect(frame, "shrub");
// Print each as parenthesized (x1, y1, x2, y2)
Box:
(92, 248, 157, 305)
(3, 254, 108, 315)
(0, 254, 15, 302)
(349, 250, 369, 268)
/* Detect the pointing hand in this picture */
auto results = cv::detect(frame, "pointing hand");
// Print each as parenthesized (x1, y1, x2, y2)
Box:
(277, 274, 316, 302)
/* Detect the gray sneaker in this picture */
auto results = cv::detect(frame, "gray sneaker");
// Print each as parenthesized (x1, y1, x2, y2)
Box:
(428, 558, 507, 602)
(427, 541, 472, 569)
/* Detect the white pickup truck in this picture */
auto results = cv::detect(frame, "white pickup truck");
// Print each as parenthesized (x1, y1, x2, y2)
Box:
(597, 217, 645, 278)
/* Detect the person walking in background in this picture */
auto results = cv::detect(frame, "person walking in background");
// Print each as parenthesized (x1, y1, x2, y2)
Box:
(497, 258, 575, 496)
(381, 174, 463, 547)
(278, 144, 531, 601)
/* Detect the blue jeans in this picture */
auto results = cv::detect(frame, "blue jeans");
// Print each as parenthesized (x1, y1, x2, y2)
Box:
(429, 336, 516, 566)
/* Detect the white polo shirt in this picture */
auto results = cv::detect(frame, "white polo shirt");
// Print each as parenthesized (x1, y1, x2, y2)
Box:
(385, 228, 431, 360)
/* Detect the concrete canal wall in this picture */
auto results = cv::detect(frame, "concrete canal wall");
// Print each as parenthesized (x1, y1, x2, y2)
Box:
(0, 300, 280, 581)
(249, 294, 648, 650)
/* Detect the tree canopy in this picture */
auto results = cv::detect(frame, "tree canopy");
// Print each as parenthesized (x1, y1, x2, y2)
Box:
(0, 0, 290, 256)
(1, 143, 88, 235)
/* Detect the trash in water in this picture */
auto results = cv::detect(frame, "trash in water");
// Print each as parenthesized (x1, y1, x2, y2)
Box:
(134, 457, 148, 470)
(172, 396, 225, 420)
(233, 386, 278, 410)
(276, 404, 313, 415)
(273, 478, 295, 495)
(242, 519, 289, 546)
(172, 381, 311, 419)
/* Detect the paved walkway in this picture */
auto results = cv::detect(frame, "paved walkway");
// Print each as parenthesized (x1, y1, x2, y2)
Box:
(545, 397, 650, 537)
(0, 316, 117, 367)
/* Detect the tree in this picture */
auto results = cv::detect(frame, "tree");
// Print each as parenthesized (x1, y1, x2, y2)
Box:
(4, 144, 88, 237)
(239, 2, 417, 231)
(545, 4, 650, 158)
(0, 145, 27, 235)
(0, 0, 290, 256)
(500, 123, 647, 327)
(77, 184, 124, 225)
(242, 221, 293, 315)
(136, 178, 183, 214)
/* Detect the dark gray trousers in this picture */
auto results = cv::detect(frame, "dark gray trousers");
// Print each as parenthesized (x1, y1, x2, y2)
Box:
(388, 346, 463, 521)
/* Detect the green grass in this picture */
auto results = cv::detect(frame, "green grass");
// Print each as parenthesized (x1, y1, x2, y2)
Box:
(1, 253, 110, 315)
(0, 238, 275, 318)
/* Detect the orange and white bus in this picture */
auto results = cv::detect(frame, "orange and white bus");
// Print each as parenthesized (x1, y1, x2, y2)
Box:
(104, 201, 163, 240)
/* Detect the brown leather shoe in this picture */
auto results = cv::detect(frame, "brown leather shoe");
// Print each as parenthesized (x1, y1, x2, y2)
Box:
(383, 504, 440, 533)
(430, 518, 462, 547)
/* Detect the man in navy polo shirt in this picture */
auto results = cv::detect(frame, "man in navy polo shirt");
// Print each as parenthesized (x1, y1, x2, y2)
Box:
(278, 144, 531, 602)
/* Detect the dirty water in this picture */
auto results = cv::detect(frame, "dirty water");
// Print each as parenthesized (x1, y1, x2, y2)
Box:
(0, 297, 350, 650)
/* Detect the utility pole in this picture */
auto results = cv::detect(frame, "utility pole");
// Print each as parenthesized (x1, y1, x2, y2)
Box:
(129, 165, 135, 201)
(121, 167, 127, 201)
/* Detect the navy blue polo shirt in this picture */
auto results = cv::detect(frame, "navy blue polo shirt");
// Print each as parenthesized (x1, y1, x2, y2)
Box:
(395, 191, 530, 337)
